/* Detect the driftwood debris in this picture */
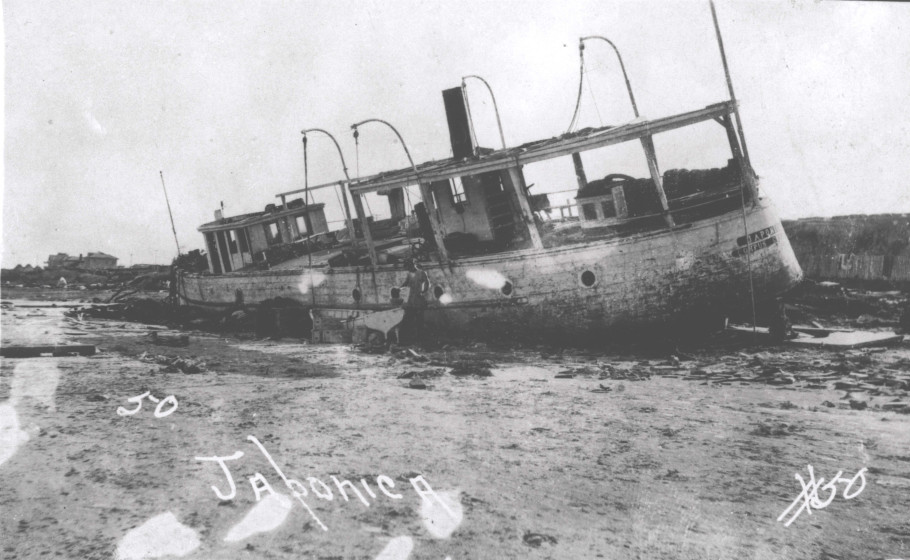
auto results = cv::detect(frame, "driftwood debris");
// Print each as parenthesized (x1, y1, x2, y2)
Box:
(148, 331, 190, 347)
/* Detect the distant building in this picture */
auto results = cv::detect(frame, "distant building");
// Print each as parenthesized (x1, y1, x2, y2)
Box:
(82, 252, 118, 269)
(47, 253, 81, 268)
(47, 252, 118, 270)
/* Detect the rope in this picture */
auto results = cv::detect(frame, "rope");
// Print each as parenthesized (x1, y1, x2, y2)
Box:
(566, 42, 586, 133)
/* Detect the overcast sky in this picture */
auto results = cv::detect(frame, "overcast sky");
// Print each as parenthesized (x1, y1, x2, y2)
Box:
(3, 0, 909, 267)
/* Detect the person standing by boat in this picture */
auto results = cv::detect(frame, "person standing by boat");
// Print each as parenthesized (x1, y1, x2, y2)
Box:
(400, 259, 429, 343)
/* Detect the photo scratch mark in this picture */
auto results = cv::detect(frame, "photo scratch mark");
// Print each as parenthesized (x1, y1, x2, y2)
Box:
(115, 512, 200, 560)
(224, 493, 293, 543)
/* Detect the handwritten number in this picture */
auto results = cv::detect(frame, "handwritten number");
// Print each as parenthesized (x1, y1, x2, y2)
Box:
(779, 465, 868, 526)
(841, 468, 868, 500)
(154, 395, 179, 418)
(118, 392, 178, 418)
(116, 391, 150, 416)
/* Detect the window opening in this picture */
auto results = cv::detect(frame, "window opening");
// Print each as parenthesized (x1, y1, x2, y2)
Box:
(228, 230, 238, 253)
(295, 215, 308, 237)
(237, 229, 250, 253)
(581, 270, 597, 287)
(582, 203, 597, 221)
(450, 177, 467, 205)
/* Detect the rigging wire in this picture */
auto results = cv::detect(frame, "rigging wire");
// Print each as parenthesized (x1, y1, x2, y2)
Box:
(301, 135, 315, 306)
(566, 41, 586, 134)
(584, 61, 604, 127)
(737, 146, 758, 341)
(352, 126, 415, 254)
(352, 128, 372, 218)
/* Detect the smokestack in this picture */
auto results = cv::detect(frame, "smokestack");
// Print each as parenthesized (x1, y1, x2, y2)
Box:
(442, 87, 475, 159)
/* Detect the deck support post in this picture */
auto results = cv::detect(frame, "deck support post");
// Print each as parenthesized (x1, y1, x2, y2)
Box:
(718, 114, 759, 203)
(639, 135, 675, 227)
(212, 231, 228, 273)
(203, 242, 217, 274)
(506, 165, 544, 249)
(350, 191, 379, 267)
(337, 181, 359, 249)
(418, 182, 450, 263)
(235, 230, 248, 268)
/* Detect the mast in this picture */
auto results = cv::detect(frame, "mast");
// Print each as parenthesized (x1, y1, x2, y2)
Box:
(709, 0, 752, 172)
(159, 171, 181, 256)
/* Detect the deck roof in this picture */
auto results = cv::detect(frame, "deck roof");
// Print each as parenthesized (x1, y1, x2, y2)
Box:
(199, 203, 326, 233)
(330, 100, 735, 195)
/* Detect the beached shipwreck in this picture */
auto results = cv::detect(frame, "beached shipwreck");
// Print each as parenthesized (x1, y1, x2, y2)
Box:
(177, 19, 802, 343)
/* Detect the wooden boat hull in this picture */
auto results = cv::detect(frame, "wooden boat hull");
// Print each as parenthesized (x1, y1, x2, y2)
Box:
(177, 198, 802, 340)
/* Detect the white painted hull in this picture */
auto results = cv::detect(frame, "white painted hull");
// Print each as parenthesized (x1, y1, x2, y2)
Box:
(178, 198, 802, 339)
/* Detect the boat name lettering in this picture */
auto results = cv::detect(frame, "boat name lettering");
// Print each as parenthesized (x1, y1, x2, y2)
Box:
(736, 225, 777, 247)
(194, 435, 450, 532)
(732, 236, 777, 257)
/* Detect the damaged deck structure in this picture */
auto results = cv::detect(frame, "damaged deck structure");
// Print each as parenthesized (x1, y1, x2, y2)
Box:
(178, 21, 803, 342)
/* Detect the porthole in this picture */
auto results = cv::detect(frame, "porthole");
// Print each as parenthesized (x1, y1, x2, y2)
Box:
(352, 287, 362, 303)
(433, 285, 445, 299)
(501, 281, 513, 297)
(580, 270, 597, 288)
(390, 287, 401, 300)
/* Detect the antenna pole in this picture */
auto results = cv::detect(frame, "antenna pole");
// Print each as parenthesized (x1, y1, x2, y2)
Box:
(159, 171, 181, 256)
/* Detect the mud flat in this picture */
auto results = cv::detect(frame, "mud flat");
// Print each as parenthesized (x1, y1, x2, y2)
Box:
(2, 297, 910, 559)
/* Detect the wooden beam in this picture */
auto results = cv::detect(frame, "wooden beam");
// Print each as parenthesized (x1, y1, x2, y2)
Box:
(418, 182, 449, 263)
(1, 345, 96, 358)
(350, 194, 378, 267)
(338, 182, 359, 250)
(506, 166, 544, 249)
(348, 102, 736, 195)
(275, 180, 349, 198)
(719, 114, 758, 202)
(639, 135, 674, 227)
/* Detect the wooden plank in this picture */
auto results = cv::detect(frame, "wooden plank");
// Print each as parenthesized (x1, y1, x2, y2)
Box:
(1, 345, 97, 357)
(787, 331, 904, 349)
(506, 167, 544, 249)
(274, 180, 347, 198)
(350, 193, 379, 267)
(418, 182, 450, 263)
(639, 135, 674, 227)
